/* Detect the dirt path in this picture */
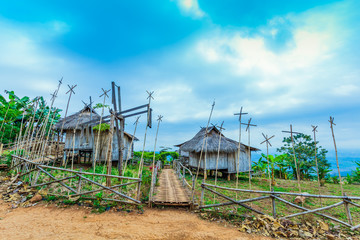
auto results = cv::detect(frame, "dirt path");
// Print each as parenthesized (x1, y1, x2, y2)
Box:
(0, 200, 271, 240)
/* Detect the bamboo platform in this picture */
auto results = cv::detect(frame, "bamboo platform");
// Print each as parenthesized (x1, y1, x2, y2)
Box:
(153, 169, 191, 206)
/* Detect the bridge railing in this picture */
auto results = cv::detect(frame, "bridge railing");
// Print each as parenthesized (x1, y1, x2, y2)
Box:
(173, 159, 195, 206)
(149, 160, 162, 204)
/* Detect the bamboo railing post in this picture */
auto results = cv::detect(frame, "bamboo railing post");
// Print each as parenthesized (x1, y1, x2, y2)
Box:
(77, 168, 83, 193)
(200, 179, 205, 208)
(137, 173, 142, 201)
(183, 165, 185, 186)
(191, 175, 195, 205)
(271, 187, 277, 218)
(344, 193, 353, 225)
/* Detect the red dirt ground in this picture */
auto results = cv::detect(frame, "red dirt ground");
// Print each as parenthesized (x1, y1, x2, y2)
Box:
(0, 200, 272, 240)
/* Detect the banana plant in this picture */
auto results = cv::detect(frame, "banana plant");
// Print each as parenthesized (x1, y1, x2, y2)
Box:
(257, 153, 287, 185)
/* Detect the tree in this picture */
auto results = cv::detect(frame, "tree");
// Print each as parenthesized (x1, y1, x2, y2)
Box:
(353, 161, 360, 183)
(277, 133, 331, 181)
(0, 91, 61, 145)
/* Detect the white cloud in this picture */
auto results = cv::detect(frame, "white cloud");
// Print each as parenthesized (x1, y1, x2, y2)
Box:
(332, 84, 360, 96)
(151, 83, 210, 122)
(174, 0, 205, 18)
(189, 1, 360, 118)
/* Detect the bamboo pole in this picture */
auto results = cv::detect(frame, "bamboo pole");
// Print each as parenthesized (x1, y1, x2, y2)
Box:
(149, 115, 163, 206)
(33, 84, 61, 162)
(137, 91, 154, 178)
(106, 113, 115, 186)
(93, 88, 110, 173)
(260, 133, 274, 191)
(40, 108, 60, 163)
(213, 122, 224, 204)
(243, 118, 256, 191)
(24, 98, 40, 156)
(192, 101, 215, 201)
(57, 84, 77, 165)
(283, 125, 302, 193)
(123, 116, 140, 173)
(234, 107, 247, 200)
(312, 125, 324, 210)
(329, 116, 343, 195)
(28, 103, 48, 160)
(37, 80, 62, 160)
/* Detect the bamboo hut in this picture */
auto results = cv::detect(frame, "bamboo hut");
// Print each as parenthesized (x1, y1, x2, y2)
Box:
(175, 126, 259, 179)
(53, 105, 138, 162)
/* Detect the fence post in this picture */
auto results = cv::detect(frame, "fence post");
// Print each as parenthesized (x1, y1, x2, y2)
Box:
(137, 174, 142, 201)
(191, 175, 196, 207)
(182, 166, 185, 186)
(200, 179, 205, 208)
(344, 193, 353, 225)
(271, 187, 276, 218)
(77, 168, 83, 193)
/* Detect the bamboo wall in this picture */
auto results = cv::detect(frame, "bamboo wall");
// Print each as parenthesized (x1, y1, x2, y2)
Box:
(64, 128, 133, 161)
(188, 149, 251, 173)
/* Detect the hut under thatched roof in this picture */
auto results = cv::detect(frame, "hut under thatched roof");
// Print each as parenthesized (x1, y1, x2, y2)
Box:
(175, 126, 259, 179)
(54, 105, 138, 161)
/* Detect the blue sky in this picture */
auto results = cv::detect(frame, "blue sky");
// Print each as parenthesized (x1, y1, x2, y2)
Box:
(0, 0, 359, 172)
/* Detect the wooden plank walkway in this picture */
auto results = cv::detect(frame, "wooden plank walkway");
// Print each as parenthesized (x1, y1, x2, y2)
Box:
(153, 169, 191, 206)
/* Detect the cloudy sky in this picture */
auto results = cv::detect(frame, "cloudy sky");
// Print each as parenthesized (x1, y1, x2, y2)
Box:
(0, 0, 359, 171)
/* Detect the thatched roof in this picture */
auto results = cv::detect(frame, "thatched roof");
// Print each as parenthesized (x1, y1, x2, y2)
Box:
(53, 105, 139, 141)
(54, 105, 100, 131)
(175, 127, 259, 153)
